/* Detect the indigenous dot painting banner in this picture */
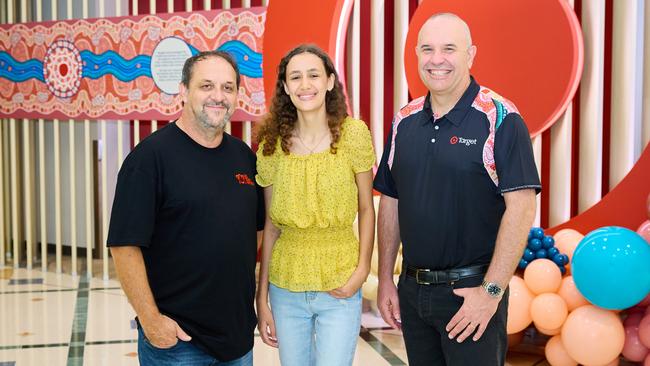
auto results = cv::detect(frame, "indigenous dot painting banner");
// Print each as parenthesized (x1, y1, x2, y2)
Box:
(0, 8, 266, 121)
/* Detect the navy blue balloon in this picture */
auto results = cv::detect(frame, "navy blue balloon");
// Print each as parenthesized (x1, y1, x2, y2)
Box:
(542, 236, 555, 249)
(572, 226, 650, 310)
(560, 266, 566, 275)
(518, 259, 529, 269)
(531, 227, 545, 240)
(552, 253, 564, 266)
(560, 254, 569, 265)
(523, 248, 535, 262)
(547, 247, 559, 258)
(535, 249, 548, 259)
(528, 238, 542, 251)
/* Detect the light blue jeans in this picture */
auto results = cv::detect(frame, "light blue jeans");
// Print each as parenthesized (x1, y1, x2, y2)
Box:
(269, 283, 362, 366)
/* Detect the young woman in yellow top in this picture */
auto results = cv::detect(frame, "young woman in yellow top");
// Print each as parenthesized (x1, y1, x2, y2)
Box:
(255, 44, 375, 366)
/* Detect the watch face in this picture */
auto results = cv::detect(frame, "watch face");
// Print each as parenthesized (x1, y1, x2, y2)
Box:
(485, 283, 501, 297)
(487, 284, 499, 295)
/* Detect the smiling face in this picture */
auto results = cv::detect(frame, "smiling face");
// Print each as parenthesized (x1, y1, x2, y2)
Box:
(283, 52, 335, 114)
(179, 56, 238, 131)
(416, 14, 476, 97)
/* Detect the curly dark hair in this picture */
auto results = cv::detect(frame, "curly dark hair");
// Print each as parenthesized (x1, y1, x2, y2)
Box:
(256, 44, 349, 156)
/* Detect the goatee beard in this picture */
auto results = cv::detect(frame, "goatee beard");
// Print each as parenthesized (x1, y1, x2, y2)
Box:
(197, 109, 231, 131)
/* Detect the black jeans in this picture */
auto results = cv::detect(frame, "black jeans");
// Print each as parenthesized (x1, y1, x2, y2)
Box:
(397, 272, 509, 366)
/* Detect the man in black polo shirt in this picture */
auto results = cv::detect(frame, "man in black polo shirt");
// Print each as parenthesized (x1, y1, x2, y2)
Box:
(374, 13, 540, 365)
(107, 51, 264, 365)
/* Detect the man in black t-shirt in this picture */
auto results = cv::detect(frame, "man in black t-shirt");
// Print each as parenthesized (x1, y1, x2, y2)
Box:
(373, 13, 540, 366)
(108, 51, 264, 366)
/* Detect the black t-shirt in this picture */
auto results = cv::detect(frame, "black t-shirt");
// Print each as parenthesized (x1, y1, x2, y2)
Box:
(107, 122, 264, 361)
(374, 78, 541, 270)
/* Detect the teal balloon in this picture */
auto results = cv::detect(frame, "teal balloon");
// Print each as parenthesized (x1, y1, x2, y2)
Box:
(572, 226, 650, 310)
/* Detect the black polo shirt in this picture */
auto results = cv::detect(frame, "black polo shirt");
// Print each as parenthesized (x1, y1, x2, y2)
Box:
(374, 77, 541, 270)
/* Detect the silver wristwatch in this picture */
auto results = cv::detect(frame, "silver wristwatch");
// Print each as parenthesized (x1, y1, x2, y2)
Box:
(481, 281, 503, 298)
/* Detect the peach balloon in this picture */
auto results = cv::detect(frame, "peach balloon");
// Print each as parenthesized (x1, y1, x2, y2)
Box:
(557, 276, 590, 311)
(622, 325, 649, 362)
(554, 230, 584, 262)
(537, 325, 561, 336)
(553, 228, 581, 242)
(561, 305, 625, 366)
(531, 293, 568, 330)
(639, 315, 650, 348)
(507, 276, 535, 334)
(545, 335, 578, 366)
(524, 259, 563, 295)
(593, 358, 619, 366)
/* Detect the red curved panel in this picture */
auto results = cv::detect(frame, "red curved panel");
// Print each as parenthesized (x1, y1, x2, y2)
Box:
(263, 0, 351, 109)
(404, 0, 583, 137)
(547, 145, 650, 235)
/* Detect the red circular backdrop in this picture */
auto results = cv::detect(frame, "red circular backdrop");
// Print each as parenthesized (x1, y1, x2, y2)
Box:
(404, 0, 583, 137)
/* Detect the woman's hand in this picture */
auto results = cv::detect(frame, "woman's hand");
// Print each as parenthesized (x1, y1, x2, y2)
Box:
(256, 300, 278, 348)
(328, 267, 369, 299)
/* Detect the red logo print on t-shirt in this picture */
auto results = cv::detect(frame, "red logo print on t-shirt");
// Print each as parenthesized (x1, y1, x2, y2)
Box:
(235, 173, 255, 186)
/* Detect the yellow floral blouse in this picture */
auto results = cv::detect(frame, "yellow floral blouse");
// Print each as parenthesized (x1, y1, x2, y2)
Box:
(256, 117, 375, 291)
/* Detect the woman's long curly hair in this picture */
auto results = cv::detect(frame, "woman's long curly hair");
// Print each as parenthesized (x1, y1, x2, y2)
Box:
(256, 44, 348, 156)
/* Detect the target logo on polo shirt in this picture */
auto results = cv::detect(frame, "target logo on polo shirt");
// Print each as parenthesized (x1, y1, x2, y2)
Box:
(450, 136, 477, 146)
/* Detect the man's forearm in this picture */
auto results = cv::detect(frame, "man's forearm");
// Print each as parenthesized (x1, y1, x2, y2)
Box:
(111, 246, 161, 324)
(484, 189, 537, 288)
(378, 195, 401, 281)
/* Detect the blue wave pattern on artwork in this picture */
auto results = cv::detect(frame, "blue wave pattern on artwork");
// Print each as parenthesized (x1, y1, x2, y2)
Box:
(0, 51, 45, 82)
(217, 40, 263, 78)
(80, 50, 152, 81)
(0, 40, 263, 83)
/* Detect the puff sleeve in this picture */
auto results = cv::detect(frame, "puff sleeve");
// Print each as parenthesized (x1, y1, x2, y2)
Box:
(255, 140, 277, 187)
(344, 118, 375, 173)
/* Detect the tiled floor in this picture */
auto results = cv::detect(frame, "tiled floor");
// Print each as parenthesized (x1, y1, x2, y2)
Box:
(0, 265, 552, 365)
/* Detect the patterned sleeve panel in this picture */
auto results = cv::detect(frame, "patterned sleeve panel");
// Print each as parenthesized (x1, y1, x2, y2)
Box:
(255, 140, 277, 187)
(494, 113, 542, 194)
(344, 117, 376, 173)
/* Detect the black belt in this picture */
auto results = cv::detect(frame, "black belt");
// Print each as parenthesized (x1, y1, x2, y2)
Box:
(405, 264, 489, 285)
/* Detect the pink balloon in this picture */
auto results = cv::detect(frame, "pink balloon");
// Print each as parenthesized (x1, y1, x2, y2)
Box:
(622, 325, 649, 362)
(640, 315, 650, 348)
(646, 353, 650, 366)
(545, 335, 578, 366)
(638, 220, 650, 243)
(561, 305, 625, 366)
(629, 305, 649, 314)
(624, 312, 645, 327)
(638, 293, 650, 307)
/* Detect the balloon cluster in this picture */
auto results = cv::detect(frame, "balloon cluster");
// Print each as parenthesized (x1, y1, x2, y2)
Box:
(519, 227, 569, 274)
(620, 295, 650, 364)
(507, 225, 650, 366)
